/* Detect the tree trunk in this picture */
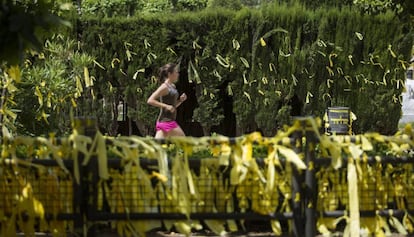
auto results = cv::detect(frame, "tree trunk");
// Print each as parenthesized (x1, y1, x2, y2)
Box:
(74, 0, 82, 15)
(202, 125, 211, 137)
(109, 99, 119, 136)
(236, 120, 258, 136)
(0, 83, 6, 136)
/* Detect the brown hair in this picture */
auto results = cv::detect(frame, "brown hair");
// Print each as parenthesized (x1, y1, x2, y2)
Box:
(158, 63, 177, 83)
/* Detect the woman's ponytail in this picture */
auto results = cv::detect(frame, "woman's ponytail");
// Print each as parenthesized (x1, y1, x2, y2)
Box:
(158, 63, 177, 84)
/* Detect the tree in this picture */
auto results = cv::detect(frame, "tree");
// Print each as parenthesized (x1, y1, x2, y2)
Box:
(0, 0, 71, 136)
(353, 0, 414, 20)
(14, 35, 95, 136)
(0, 0, 71, 64)
(208, 0, 243, 10)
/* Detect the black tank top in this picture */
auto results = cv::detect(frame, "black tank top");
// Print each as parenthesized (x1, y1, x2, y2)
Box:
(157, 83, 179, 122)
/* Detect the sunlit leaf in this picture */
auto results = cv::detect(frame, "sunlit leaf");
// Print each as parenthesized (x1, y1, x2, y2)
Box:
(216, 54, 230, 68)
(4, 108, 17, 120)
(369, 55, 383, 68)
(355, 32, 364, 40)
(2, 126, 11, 139)
(388, 44, 397, 58)
(348, 55, 354, 65)
(279, 49, 291, 57)
(213, 70, 222, 81)
(93, 60, 106, 70)
(260, 37, 266, 47)
(317, 39, 327, 47)
(111, 58, 120, 68)
(327, 79, 333, 88)
(166, 47, 177, 55)
(144, 39, 151, 49)
(329, 53, 337, 67)
(108, 82, 113, 92)
(71, 98, 77, 107)
(6, 82, 17, 93)
(227, 84, 233, 96)
(126, 49, 132, 61)
(399, 60, 407, 70)
(35, 86, 43, 106)
(232, 39, 240, 50)
(269, 63, 276, 72)
(133, 69, 145, 80)
(244, 91, 251, 102)
(84, 67, 92, 87)
(147, 52, 157, 63)
(337, 67, 344, 75)
(7, 65, 21, 83)
(192, 40, 202, 50)
(41, 111, 50, 124)
(119, 69, 127, 76)
(291, 74, 298, 86)
(60, 3, 73, 10)
(47, 92, 52, 108)
(75, 75, 83, 94)
(188, 61, 201, 84)
(240, 57, 249, 68)
(392, 94, 398, 103)
(322, 93, 331, 101)
(306, 91, 313, 104)
(317, 51, 326, 57)
(326, 66, 334, 76)
(382, 70, 390, 86)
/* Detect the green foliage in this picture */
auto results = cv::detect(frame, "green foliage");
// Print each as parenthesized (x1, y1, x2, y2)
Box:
(77, 3, 411, 136)
(13, 35, 95, 136)
(208, 0, 243, 10)
(292, 0, 353, 9)
(0, 0, 71, 64)
(353, 0, 414, 20)
(0, 0, 74, 138)
(141, 0, 173, 12)
(81, 0, 143, 17)
(80, 0, 207, 15)
(240, 0, 266, 7)
(175, 0, 208, 11)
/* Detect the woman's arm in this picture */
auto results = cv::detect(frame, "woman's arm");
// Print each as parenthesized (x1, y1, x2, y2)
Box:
(147, 84, 174, 112)
(175, 93, 187, 108)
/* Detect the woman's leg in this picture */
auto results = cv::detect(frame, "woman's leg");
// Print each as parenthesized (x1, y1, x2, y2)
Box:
(155, 130, 166, 139)
(166, 126, 185, 137)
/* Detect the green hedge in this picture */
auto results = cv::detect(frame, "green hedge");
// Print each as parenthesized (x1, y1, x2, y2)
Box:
(78, 3, 412, 136)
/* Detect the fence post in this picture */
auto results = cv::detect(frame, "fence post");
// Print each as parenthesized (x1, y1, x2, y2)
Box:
(85, 155, 100, 237)
(72, 116, 98, 237)
(291, 122, 304, 237)
(304, 120, 317, 237)
(72, 159, 84, 236)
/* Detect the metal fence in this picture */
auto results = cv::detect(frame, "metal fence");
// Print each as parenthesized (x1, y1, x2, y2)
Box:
(2, 121, 414, 237)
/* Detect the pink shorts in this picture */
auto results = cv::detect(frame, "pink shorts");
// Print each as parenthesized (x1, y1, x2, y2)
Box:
(156, 121, 178, 132)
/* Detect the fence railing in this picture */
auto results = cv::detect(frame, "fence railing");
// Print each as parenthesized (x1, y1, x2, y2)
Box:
(1, 118, 414, 237)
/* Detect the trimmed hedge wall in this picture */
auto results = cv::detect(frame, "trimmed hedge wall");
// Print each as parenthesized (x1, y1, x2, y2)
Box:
(78, 3, 412, 136)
